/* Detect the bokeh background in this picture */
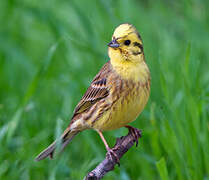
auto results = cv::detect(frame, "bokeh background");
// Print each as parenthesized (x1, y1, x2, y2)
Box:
(0, 0, 209, 179)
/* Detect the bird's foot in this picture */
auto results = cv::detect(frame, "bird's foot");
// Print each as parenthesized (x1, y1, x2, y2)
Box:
(125, 125, 142, 147)
(106, 147, 120, 166)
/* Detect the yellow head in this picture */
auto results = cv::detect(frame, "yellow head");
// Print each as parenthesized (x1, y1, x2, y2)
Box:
(108, 23, 144, 64)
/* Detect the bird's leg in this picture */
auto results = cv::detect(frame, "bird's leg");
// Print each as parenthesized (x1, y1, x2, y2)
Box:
(97, 130, 120, 165)
(125, 125, 142, 147)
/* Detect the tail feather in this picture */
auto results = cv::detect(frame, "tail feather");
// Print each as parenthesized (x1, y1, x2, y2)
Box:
(35, 128, 78, 161)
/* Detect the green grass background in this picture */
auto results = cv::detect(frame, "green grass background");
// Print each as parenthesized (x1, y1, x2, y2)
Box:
(0, 0, 209, 179)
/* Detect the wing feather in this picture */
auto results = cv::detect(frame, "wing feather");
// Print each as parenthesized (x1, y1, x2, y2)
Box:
(72, 62, 111, 118)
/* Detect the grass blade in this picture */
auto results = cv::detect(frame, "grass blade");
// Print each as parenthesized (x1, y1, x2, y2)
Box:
(156, 157, 169, 180)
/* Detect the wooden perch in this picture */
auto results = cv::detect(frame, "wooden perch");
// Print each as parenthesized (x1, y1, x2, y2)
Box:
(84, 128, 142, 180)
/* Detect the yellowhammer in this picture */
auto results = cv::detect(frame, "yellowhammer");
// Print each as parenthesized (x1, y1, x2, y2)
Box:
(35, 23, 150, 162)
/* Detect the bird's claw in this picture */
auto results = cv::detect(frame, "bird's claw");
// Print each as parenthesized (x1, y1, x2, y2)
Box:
(106, 147, 120, 166)
(125, 126, 142, 147)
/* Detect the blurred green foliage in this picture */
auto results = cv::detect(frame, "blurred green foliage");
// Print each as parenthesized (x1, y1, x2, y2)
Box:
(0, 0, 209, 179)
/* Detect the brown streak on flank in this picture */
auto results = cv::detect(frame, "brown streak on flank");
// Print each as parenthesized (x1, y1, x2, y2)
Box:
(147, 79, 151, 92)
(117, 79, 124, 97)
(136, 82, 140, 91)
(124, 81, 131, 104)
(131, 81, 136, 96)
(120, 82, 126, 105)
(112, 89, 119, 104)
(118, 79, 123, 96)
(140, 80, 150, 96)
(105, 111, 112, 126)
(121, 94, 125, 105)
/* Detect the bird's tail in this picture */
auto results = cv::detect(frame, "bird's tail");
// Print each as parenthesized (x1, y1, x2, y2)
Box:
(35, 127, 79, 161)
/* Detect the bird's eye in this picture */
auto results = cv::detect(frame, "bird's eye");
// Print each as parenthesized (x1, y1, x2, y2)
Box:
(124, 40, 131, 46)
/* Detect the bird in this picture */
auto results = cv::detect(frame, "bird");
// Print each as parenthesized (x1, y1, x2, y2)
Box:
(35, 23, 150, 162)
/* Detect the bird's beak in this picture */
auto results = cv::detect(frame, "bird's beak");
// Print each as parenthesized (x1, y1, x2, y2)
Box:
(108, 39, 120, 48)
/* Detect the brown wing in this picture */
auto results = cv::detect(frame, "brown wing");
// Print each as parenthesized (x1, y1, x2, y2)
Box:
(72, 61, 112, 119)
